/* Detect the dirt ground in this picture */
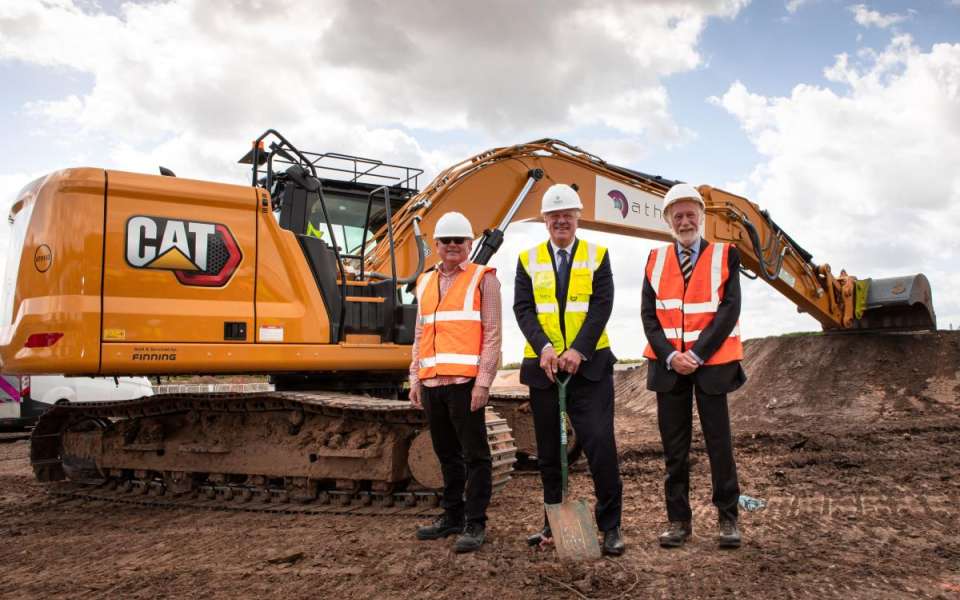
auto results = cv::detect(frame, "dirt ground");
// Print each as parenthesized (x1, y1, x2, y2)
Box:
(1, 332, 959, 599)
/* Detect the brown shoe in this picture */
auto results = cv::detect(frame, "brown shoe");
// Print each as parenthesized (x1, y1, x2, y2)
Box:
(718, 519, 741, 548)
(658, 521, 692, 548)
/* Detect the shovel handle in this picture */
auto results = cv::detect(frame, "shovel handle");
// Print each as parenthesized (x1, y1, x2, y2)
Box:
(557, 374, 571, 497)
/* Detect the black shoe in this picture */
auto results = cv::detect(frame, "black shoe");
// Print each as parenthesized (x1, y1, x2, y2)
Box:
(416, 514, 464, 540)
(658, 520, 692, 548)
(602, 527, 625, 556)
(526, 525, 553, 547)
(718, 519, 741, 548)
(454, 523, 485, 553)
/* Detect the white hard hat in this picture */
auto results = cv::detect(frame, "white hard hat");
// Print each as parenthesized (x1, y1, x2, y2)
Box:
(663, 183, 705, 215)
(433, 211, 474, 239)
(541, 183, 583, 214)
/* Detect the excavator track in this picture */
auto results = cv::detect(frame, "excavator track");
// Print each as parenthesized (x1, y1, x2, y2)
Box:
(32, 391, 517, 517)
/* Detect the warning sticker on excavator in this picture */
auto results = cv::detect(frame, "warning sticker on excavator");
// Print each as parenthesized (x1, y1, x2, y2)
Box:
(103, 328, 126, 340)
(259, 326, 284, 342)
(593, 175, 671, 234)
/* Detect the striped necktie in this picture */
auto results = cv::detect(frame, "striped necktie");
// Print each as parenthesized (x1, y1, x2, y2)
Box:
(680, 247, 693, 283)
(556, 249, 570, 295)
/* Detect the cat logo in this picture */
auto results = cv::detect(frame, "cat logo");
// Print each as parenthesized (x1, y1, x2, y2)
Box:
(125, 216, 242, 287)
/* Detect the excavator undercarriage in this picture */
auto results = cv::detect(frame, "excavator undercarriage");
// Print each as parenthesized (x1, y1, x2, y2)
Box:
(33, 391, 518, 515)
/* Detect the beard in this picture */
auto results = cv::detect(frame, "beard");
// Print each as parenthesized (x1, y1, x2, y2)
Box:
(673, 226, 702, 248)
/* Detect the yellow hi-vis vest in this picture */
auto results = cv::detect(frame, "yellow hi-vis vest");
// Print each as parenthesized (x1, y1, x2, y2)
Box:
(519, 240, 611, 359)
(306, 219, 324, 239)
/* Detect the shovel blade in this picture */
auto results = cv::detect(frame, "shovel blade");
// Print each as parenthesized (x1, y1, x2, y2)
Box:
(545, 499, 602, 561)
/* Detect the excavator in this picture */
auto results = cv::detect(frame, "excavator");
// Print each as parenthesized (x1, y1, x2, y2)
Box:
(0, 130, 935, 514)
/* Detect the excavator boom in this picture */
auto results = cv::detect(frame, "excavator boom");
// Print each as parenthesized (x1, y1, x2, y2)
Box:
(365, 139, 935, 332)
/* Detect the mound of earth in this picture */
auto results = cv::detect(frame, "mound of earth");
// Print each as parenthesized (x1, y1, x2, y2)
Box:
(615, 330, 960, 434)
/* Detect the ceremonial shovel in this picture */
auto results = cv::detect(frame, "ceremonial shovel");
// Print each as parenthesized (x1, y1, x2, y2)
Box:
(544, 374, 602, 561)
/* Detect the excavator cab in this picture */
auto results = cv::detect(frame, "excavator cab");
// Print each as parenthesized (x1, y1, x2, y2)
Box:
(240, 131, 423, 346)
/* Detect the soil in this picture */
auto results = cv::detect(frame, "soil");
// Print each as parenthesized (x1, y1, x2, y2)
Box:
(1, 332, 959, 599)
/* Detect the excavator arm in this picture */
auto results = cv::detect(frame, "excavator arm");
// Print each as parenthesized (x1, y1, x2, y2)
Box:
(365, 139, 935, 332)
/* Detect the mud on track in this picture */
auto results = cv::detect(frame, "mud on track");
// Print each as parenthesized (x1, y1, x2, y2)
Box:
(1, 332, 959, 599)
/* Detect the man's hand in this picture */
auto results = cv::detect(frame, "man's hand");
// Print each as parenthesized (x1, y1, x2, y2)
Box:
(409, 382, 423, 409)
(471, 385, 490, 412)
(681, 351, 702, 371)
(670, 352, 699, 375)
(557, 349, 583, 374)
(540, 345, 559, 382)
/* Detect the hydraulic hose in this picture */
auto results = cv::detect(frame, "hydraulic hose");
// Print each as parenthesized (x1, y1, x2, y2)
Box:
(741, 216, 787, 281)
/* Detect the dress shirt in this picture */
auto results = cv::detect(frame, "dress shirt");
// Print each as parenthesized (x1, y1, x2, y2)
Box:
(549, 239, 576, 256)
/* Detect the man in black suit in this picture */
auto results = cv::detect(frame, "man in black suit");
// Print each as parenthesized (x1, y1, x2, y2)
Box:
(514, 183, 624, 556)
(641, 183, 746, 549)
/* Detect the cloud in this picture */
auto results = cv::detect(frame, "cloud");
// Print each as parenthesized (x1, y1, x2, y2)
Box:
(0, 0, 749, 187)
(785, 0, 813, 14)
(848, 4, 910, 29)
(0, 0, 762, 361)
(711, 34, 960, 332)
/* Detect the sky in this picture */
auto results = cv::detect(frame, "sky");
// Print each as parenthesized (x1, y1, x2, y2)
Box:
(1, 0, 958, 362)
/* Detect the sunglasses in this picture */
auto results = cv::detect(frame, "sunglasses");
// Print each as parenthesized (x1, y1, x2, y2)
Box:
(437, 237, 467, 245)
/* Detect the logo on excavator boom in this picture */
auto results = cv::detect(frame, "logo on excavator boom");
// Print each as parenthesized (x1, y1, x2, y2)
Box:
(125, 216, 242, 287)
(608, 190, 629, 218)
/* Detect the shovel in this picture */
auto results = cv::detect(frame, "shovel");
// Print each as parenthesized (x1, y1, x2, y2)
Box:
(544, 374, 602, 561)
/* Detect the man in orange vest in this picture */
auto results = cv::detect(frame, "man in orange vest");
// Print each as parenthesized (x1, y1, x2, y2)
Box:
(641, 183, 746, 549)
(409, 211, 502, 554)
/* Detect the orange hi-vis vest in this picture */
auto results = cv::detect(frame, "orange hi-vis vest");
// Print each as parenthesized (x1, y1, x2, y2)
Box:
(415, 262, 495, 380)
(642, 242, 743, 365)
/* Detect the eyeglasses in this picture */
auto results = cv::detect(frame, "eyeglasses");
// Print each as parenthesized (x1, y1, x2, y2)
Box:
(437, 237, 466, 245)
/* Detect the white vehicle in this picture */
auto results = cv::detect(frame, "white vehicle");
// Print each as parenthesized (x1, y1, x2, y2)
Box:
(0, 375, 154, 429)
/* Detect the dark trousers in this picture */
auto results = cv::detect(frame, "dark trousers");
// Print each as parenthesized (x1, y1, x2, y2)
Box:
(657, 375, 740, 522)
(421, 381, 492, 526)
(530, 373, 623, 532)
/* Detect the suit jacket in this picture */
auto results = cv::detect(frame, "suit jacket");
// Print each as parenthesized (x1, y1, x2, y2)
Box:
(514, 238, 617, 389)
(641, 239, 747, 395)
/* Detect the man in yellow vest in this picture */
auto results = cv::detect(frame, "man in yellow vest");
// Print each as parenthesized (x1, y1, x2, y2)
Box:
(305, 199, 325, 239)
(514, 183, 625, 556)
(409, 211, 502, 554)
(641, 183, 746, 549)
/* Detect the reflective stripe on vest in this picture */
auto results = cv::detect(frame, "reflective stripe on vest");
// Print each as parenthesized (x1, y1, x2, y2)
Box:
(519, 240, 610, 359)
(642, 242, 743, 365)
(415, 262, 493, 379)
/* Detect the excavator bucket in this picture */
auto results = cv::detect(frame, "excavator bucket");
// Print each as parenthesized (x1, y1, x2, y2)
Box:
(852, 274, 936, 331)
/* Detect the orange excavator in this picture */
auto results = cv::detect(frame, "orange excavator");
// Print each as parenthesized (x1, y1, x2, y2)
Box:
(0, 130, 935, 512)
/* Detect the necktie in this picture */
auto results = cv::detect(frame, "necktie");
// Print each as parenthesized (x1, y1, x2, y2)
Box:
(556, 249, 569, 296)
(680, 247, 693, 283)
